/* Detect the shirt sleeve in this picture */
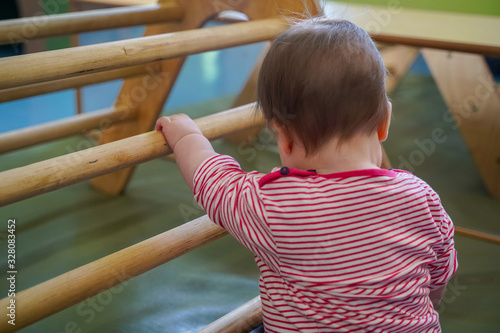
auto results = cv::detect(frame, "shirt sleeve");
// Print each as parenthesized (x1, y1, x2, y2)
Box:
(193, 154, 279, 270)
(428, 203, 458, 290)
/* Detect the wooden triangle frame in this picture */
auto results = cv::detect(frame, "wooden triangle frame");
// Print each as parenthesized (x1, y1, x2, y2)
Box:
(90, 0, 322, 195)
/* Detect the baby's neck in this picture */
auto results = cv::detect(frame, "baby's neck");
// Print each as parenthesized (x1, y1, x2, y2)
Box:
(287, 133, 383, 174)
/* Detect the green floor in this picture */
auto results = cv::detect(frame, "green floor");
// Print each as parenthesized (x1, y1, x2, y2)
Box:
(1, 72, 500, 332)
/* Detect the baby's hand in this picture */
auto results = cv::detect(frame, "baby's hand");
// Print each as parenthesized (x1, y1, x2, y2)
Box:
(156, 114, 203, 151)
(155, 114, 216, 191)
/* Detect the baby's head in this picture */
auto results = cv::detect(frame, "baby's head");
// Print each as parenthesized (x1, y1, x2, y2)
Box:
(258, 17, 390, 154)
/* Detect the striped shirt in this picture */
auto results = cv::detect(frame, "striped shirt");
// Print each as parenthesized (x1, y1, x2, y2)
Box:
(194, 154, 457, 333)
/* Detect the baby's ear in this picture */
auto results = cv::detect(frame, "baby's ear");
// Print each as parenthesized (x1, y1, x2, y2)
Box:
(377, 101, 392, 142)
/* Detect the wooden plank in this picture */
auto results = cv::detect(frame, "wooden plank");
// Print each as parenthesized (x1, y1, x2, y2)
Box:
(326, 3, 500, 56)
(224, 42, 270, 144)
(232, 43, 271, 109)
(0, 215, 228, 333)
(0, 3, 182, 45)
(422, 50, 500, 199)
(382, 45, 419, 93)
(91, 0, 322, 195)
(0, 104, 265, 207)
(373, 35, 500, 58)
(379, 45, 420, 169)
(198, 296, 262, 333)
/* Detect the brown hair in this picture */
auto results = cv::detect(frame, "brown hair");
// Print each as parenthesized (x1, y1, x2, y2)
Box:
(257, 17, 388, 154)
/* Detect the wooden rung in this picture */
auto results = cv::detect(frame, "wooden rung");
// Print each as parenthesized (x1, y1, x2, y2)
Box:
(0, 64, 158, 103)
(0, 215, 227, 332)
(0, 106, 134, 154)
(0, 103, 264, 207)
(455, 226, 500, 245)
(0, 2, 183, 45)
(371, 34, 500, 58)
(0, 18, 288, 90)
(198, 296, 263, 333)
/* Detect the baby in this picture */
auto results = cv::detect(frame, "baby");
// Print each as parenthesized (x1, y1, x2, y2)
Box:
(156, 17, 457, 333)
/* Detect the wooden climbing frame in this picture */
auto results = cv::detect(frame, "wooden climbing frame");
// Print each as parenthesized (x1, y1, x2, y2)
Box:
(0, 1, 499, 331)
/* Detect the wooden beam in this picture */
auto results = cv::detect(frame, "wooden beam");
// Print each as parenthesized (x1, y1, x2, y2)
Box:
(232, 43, 271, 109)
(0, 104, 264, 207)
(0, 3, 183, 45)
(382, 45, 419, 93)
(455, 226, 500, 245)
(0, 18, 289, 89)
(0, 64, 159, 103)
(372, 34, 500, 58)
(224, 42, 271, 144)
(379, 45, 420, 169)
(422, 50, 500, 199)
(0, 106, 133, 154)
(0, 215, 228, 333)
(197, 296, 262, 333)
(89, 16, 189, 195)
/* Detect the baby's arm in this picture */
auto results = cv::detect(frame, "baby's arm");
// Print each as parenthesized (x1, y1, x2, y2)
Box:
(156, 114, 216, 191)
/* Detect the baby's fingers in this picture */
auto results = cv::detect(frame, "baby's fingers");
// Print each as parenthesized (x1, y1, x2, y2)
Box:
(155, 116, 172, 131)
